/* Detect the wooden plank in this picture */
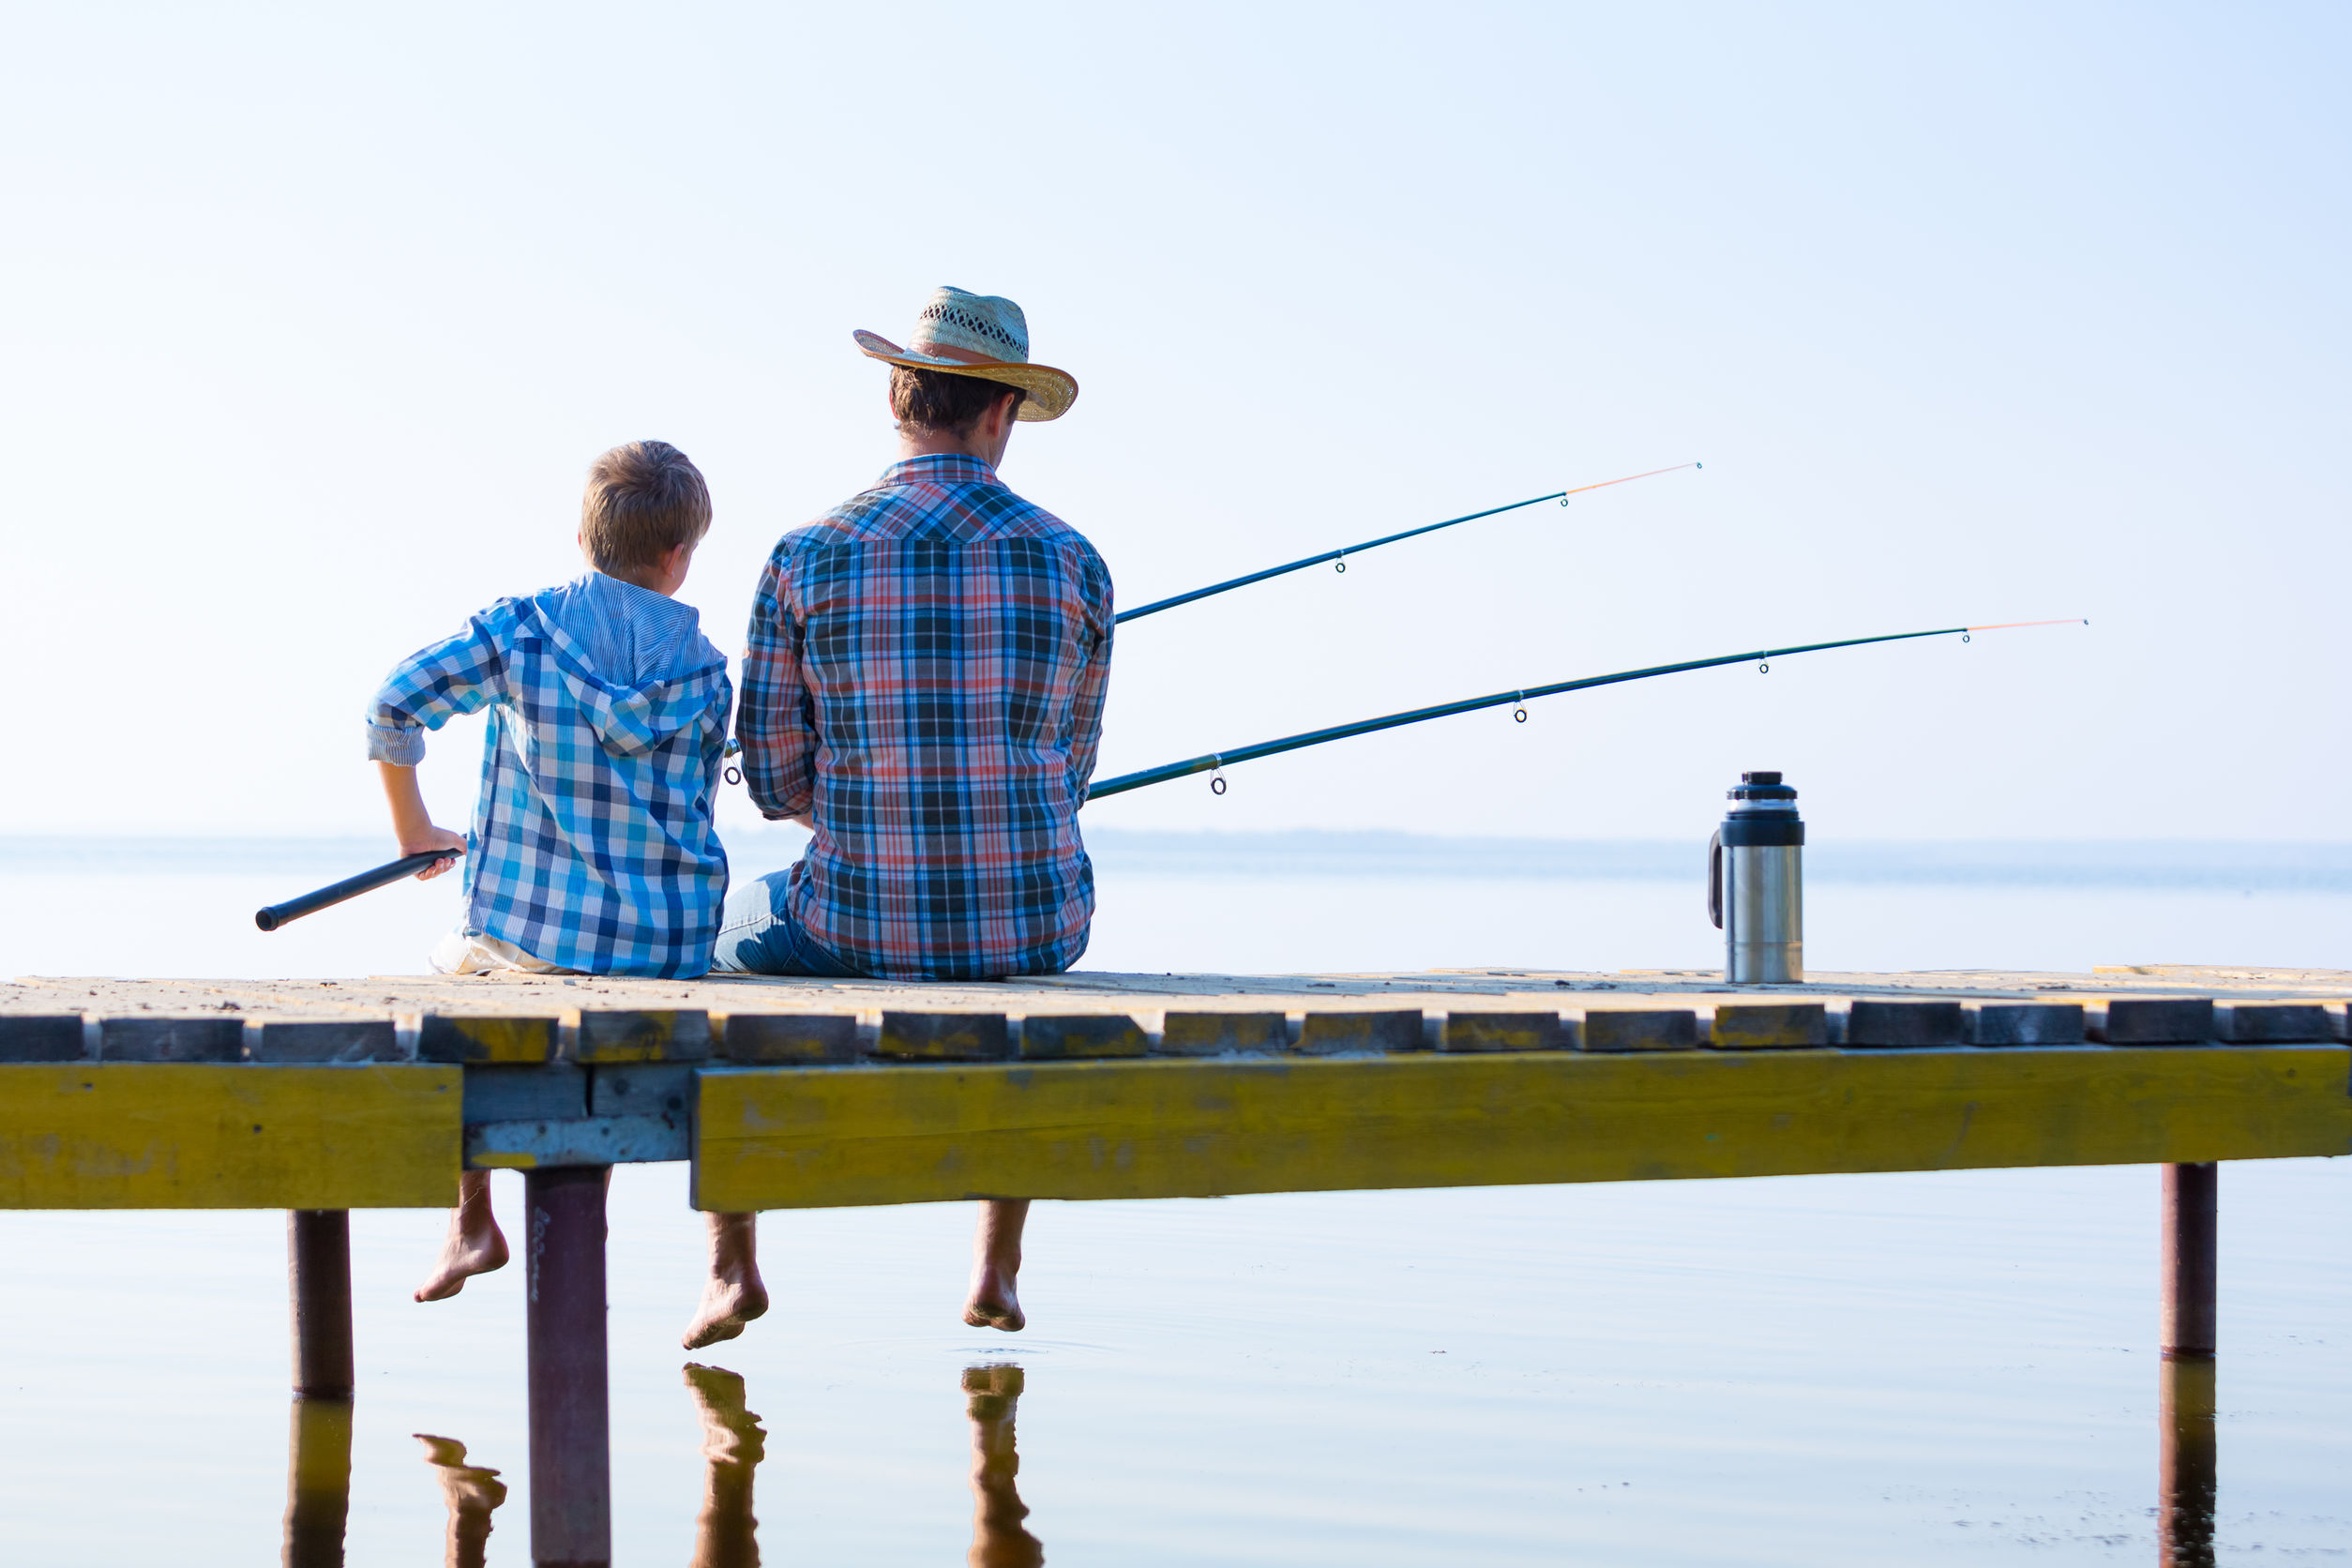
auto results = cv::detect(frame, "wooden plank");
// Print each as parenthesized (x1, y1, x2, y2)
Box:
(1576, 1009, 1698, 1052)
(1295, 1011, 1423, 1055)
(714, 1013, 857, 1064)
(468, 1113, 686, 1168)
(878, 1013, 1010, 1062)
(1159, 1012, 1287, 1056)
(569, 1009, 710, 1063)
(2096, 998, 2216, 1044)
(1019, 1015, 1148, 1060)
(0, 1065, 460, 1208)
(2218, 1003, 2338, 1043)
(1845, 1001, 1967, 1048)
(0, 1016, 84, 1063)
(1973, 1003, 2086, 1046)
(419, 1015, 557, 1065)
(249, 1019, 397, 1063)
(100, 1017, 246, 1063)
(1710, 1003, 1828, 1049)
(692, 1046, 2352, 1212)
(1440, 1013, 1564, 1053)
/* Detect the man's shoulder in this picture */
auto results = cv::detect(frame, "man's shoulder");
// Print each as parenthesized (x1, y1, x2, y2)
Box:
(776, 483, 1103, 563)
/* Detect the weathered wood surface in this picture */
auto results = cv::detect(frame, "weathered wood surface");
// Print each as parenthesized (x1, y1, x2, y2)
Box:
(7, 965, 2346, 1056)
(694, 1045, 2352, 1211)
(0, 967, 2343, 1208)
(0, 1064, 460, 1208)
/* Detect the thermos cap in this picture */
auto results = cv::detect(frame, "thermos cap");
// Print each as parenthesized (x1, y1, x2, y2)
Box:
(1728, 770, 1797, 803)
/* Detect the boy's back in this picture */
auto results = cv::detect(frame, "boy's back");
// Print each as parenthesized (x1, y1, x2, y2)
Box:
(367, 441, 731, 978)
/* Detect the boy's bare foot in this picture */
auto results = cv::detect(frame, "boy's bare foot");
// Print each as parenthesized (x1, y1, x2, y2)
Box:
(683, 1212, 769, 1349)
(415, 1171, 507, 1302)
(962, 1199, 1031, 1332)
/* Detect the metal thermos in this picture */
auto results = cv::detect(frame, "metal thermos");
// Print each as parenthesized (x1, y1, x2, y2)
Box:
(1708, 771, 1804, 984)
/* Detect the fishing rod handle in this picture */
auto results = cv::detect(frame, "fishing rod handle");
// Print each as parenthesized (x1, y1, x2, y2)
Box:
(255, 850, 461, 932)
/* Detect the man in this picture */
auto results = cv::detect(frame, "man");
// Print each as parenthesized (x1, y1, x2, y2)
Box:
(707, 287, 1111, 1341)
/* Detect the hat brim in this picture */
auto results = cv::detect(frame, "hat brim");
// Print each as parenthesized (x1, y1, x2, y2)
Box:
(854, 329, 1077, 421)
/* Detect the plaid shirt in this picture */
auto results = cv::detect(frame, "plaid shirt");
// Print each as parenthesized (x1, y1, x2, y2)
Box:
(366, 573, 732, 977)
(739, 454, 1113, 980)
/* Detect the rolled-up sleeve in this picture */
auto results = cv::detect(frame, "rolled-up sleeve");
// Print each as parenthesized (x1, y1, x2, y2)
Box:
(365, 608, 511, 764)
(737, 550, 818, 818)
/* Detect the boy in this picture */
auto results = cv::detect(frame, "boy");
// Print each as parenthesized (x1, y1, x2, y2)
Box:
(369, 440, 765, 1348)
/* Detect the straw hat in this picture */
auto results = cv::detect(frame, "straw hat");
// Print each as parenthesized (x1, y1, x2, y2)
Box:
(854, 287, 1078, 422)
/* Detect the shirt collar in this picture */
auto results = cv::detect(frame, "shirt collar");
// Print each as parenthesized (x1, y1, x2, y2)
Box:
(879, 452, 1005, 490)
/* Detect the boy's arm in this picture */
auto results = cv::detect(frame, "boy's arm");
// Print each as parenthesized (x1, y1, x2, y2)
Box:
(376, 762, 468, 881)
(736, 552, 819, 822)
(366, 609, 511, 880)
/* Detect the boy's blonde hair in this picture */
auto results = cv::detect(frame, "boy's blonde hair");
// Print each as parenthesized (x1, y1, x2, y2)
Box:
(580, 441, 712, 575)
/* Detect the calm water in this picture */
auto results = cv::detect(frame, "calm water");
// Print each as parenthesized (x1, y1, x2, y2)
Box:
(1, 835, 2346, 1562)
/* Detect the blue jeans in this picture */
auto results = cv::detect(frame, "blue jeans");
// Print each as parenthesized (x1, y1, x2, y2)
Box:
(710, 868, 868, 977)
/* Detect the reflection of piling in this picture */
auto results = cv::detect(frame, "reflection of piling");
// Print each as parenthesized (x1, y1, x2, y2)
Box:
(283, 1395, 353, 1567)
(288, 1210, 354, 1397)
(525, 1166, 611, 1567)
(964, 1364, 1043, 1568)
(2158, 1354, 2217, 1568)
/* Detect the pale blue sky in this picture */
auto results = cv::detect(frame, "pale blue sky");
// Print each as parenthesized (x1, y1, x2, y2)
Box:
(2, 3, 2344, 842)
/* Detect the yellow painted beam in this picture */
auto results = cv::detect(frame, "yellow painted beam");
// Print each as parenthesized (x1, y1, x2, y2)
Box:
(0, 1065, 460, 1209)
(693, 1047, 2352, 1211)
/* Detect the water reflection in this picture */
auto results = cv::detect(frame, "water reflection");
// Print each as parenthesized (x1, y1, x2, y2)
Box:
(965, 1364, 1044, 1568)
(283, 1395, 352, 1567)
(415, 1433, 508, 1568)
(2158, 1355, 2216, 1568)
(685, 1363, 767, 1567)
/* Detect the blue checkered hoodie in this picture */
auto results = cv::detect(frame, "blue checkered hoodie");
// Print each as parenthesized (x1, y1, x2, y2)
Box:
(366, 572, 731, 976)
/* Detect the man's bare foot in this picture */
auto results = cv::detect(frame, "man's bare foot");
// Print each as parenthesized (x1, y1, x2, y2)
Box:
(415, 1172, 507, 1303)
(962, 1265, 1025, 1332)
(683, 1212, 769, 1350)
(683, 1274, 770, 1349)
(962, 1199, 1032, 1332)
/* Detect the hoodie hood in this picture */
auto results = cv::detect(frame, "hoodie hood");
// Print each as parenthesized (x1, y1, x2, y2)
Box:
(520, 574, 729, 758)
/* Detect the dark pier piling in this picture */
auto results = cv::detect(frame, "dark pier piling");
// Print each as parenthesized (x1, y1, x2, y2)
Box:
(287, 1209, 354, 1397)
(525, 1166, 612, 1567)
(2158, 1161, 2219, 1566)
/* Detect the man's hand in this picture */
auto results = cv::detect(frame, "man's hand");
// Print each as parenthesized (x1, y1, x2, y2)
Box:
(377, 761, 467, 881)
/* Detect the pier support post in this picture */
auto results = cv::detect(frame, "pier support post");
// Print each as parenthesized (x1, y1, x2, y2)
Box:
(2158, 1162, 2218, 1568)
(525, 1166, 611, 1568)
(2161, 1162, 2217, 1357)
(287, 1210, 354, 1397)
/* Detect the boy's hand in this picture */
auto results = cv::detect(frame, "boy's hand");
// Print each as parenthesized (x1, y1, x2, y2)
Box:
(402, 825, 469, 881)
(377, 761, 467, 880)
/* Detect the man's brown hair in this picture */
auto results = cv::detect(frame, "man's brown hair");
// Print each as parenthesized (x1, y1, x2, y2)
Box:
(580, 441, 712, 575)
(889, 366, 1027, 435)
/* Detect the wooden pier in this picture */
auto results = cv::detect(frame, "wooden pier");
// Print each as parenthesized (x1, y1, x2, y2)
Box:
(6, 962, 2345, 1563)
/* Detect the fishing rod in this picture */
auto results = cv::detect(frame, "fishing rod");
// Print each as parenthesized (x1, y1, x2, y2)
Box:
(1115, 461, 1701, 625)
(1085, 619, 2087, 800)
(256, 849, 462, 931)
